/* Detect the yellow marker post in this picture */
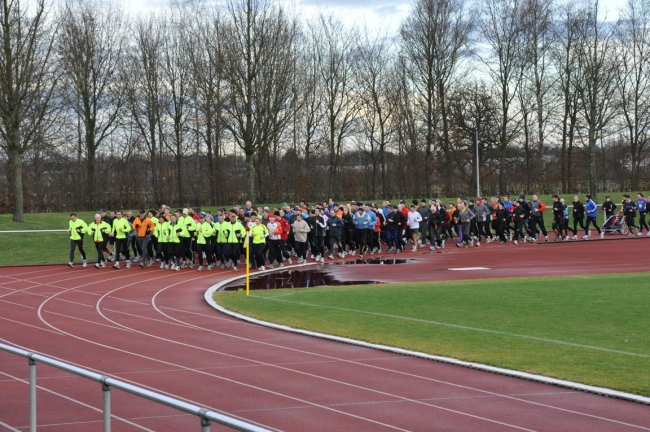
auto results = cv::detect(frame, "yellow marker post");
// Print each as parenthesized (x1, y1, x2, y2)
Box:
(245, 234, 250, 296)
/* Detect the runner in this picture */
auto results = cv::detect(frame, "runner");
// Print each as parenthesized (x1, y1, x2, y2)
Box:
(428, 203, 443, 249)
(623, 195, 639, 236)
(407, 205, 422, 252)
(249, 216, 269, 271)
(292, 213, 311, 263)
(110, 211, 132, 269)
(353, 205, 373, 258)
(530, 194, 549, 242)
(67, 213, 88, 268)
(458, 201, 475, 248)
(195, 213, 214, 271)
(602, 196, 616, 220)
(385, 205, 403, 254)
(86, 214, 110, 268)
(584, 195, 603, 240)
(327, 210, 344, 259)
(132, 209, 155, 268)
(494, 202, 508, 243)
(552, 195, 568, 242)
(571, 196, 586, 240)
(636, 193, 649, 236)
(226, 211, 246, 271)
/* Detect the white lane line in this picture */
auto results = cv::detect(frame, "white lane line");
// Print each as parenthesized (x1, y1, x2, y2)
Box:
(448, 267, 491, 271)
(33, 275, 288, 432)
(0, 337, 283, 432)
(0, 316, 64, 335)
(0, 370, 153, 431)
(202, 278, 650, 427)
(247, 296, 650, 358)
(12, 413, 193, 429)
(43, 310, 135, 333)
(0, 299, 35, 309)
(97, 281, 535, 431)
(0, 419, 20, 432)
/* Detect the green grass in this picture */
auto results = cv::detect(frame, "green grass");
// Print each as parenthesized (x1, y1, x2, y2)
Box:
(215, 273, 650, 397)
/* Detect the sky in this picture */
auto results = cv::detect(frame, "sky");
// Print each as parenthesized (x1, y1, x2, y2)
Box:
(126, 0, 624, 36)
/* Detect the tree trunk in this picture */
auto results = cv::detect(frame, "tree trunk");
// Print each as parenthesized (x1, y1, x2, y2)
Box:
(10, 148, 24, 222)
(588, 111, 598, 202)
(87, 149, 96, 208)
(246, 151, 256, 202)
(206, 111, 215, 206)
(176, 154, 183, 204)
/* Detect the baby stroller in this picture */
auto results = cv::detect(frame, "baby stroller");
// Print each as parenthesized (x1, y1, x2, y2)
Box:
(602, 211, 628, 235)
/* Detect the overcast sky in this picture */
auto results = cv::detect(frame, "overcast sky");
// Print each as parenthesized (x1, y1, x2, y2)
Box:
(125, 0, 623, 36)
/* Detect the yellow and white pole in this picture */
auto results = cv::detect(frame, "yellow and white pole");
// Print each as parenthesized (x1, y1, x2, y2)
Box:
(245, 234, 250, 296)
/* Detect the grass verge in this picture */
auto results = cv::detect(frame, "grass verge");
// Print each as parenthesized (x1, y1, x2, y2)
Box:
(214, 272, 650, 397)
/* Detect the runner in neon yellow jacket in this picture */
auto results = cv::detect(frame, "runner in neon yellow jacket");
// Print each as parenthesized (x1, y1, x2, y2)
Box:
(110, 211, 132, 269)
(86, 214, 111, 268)
(196, 213, 214, 271)
(68, 213, 88, 268)
(166, 215, 189, 271)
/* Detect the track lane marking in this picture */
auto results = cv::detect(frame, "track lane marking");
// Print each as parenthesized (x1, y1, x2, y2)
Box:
(246, 295, 650, 358)
(96, 280, 536, 431)
(0, 370, 153, 431)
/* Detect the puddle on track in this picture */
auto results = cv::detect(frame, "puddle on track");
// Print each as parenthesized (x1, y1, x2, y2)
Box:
(221, 267, 384, 291)
(332, 258, 415, 265)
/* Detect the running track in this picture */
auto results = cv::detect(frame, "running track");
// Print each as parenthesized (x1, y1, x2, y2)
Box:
(1, 238, 650, 431)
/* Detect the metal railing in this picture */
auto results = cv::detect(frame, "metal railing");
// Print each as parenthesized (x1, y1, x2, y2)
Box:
(0, 343, 270, 432)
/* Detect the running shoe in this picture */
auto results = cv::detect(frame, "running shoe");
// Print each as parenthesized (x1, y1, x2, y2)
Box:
(600, 232, 604, 239)
(582, 235, 588, 240)
(514, 240, 518, 245)
(101, 262, 106, 268)
(197, 266, 203, 272)
(125, 261, 131, 269)
(233, 266, 238, 271)
(139, 262, 145, 268)
(82, 260, 87, 268)
(113, 263, 120, 269)
(68, 262, 73, 268)
(328, 255, 334, 260)
(259, 266, 265, 271)
(94, 263, 100, 269)
(288, 258, 293, 264)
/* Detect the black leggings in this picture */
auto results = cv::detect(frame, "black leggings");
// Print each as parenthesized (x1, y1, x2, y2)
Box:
(69, 239, 86, 262)
(572, 218, 585, 235)
(94, 241, 106, 264)
(584, 217, 601, 235)
(114, 238, 130, 261)
(355, 229, 369, 254)
(530, 217, 547, 236)
(197, 243, 213, 266)
(639, 212, 649, 231)
(251, 243, 266, 268)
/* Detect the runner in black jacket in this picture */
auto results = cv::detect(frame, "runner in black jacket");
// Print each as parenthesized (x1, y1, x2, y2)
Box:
(571, 196, 585, 239)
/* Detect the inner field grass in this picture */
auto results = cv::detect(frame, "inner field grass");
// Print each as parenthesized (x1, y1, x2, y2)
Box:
(215, 272, 650, 397)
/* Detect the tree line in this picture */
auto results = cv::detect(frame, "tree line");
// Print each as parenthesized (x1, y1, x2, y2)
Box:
(0, 0, 649, 221)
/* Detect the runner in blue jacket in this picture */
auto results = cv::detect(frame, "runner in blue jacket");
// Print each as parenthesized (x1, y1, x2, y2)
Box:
(583, 195, 602, 240)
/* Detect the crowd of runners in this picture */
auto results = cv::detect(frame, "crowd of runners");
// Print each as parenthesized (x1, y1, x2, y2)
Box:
(66, 193, 650, 271)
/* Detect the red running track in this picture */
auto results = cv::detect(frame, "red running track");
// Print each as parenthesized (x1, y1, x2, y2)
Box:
(0, 238, 649, 431)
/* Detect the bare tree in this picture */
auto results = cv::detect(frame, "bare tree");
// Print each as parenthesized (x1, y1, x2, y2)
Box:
(126, 16, 164, 205)
(478, 0, 526, 195)
(185, 3, 224, 205)
(0, 0, 57, 222)
(573, 0, 619, 201)
(220, 0, 299, 202)
(616, 0, 650, 189)
(160, 14, 192, 203)
(311, 15, 360, 198)
(58, 0, 126, 207)
(520, 0, 557, 189)
(552, 2, 582, 193)
(355, 27, 398, 198)
(401, 0, 473, 196)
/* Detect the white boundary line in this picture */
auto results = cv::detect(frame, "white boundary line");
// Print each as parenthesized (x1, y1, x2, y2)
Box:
(204, 268, 650, 407)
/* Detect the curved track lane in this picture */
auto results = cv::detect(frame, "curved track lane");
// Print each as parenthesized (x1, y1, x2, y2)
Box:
(1, 239, 650, 431)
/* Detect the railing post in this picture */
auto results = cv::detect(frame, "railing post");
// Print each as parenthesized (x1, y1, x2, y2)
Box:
(28, 355, 36, 432)
(199, 408, 211, 432)
(100, 377, 111, 432)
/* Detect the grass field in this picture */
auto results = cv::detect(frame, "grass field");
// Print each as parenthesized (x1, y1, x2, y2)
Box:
(0, 191, 646, 265)
(215, 272, 650, 397)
